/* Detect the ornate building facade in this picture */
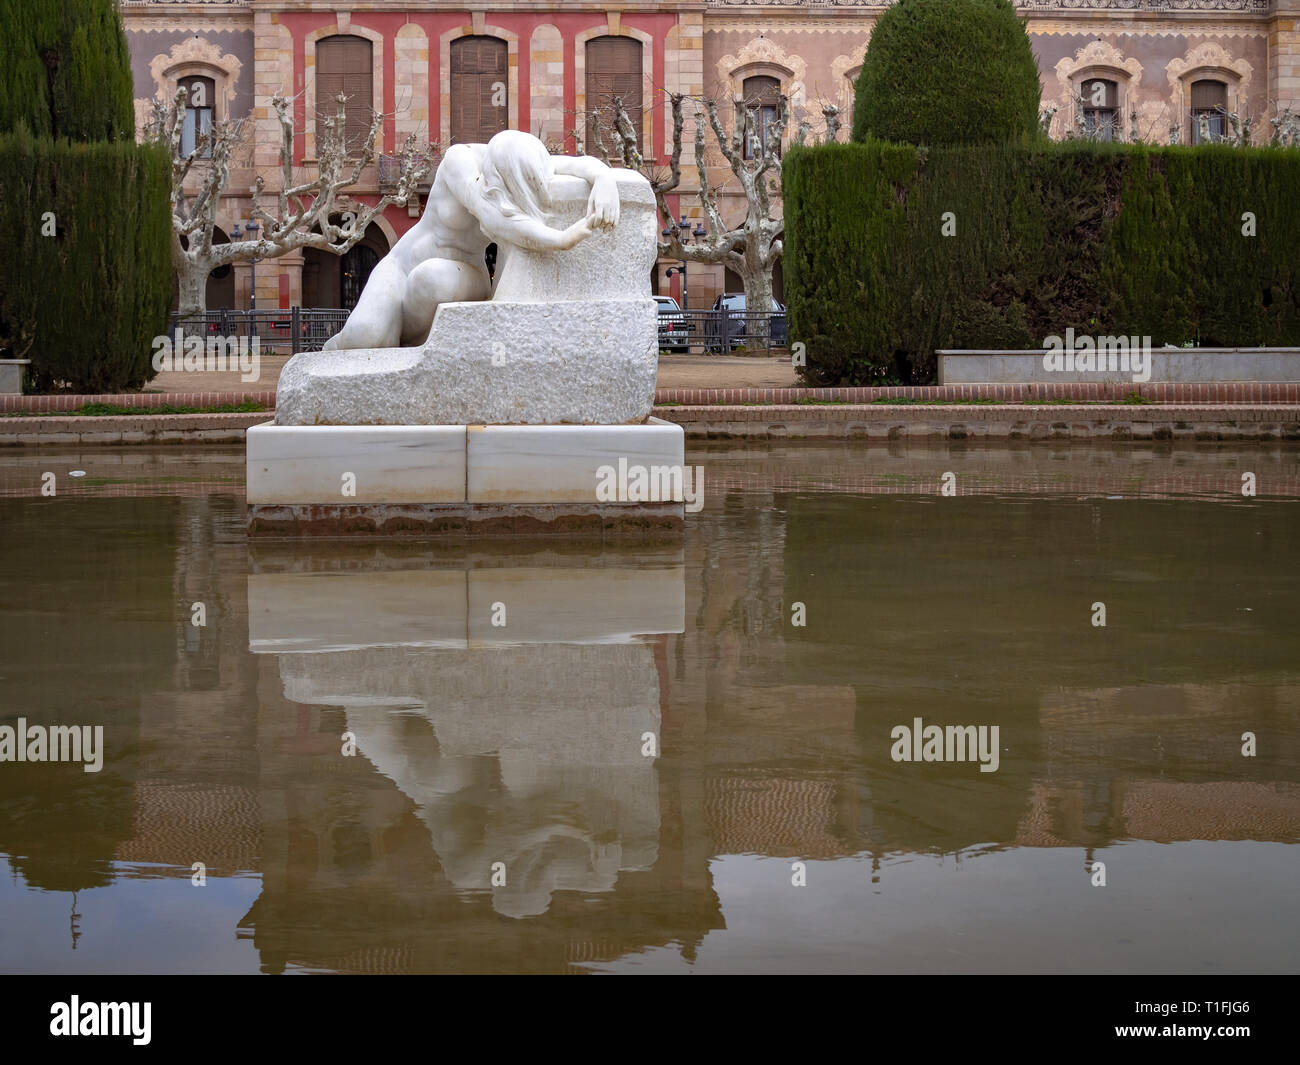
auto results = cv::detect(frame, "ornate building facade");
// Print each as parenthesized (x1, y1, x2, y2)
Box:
(124, 0, 1300, 311)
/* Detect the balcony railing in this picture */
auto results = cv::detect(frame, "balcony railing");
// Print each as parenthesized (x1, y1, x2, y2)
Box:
(379, 153, 435, 198)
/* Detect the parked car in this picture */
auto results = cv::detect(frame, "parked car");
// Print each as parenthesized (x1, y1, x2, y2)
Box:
(655, 295, 690, 353)
(706, 293, 788, 352)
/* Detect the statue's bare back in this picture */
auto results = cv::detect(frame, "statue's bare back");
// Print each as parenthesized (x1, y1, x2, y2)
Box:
(389, 145, 492, 272)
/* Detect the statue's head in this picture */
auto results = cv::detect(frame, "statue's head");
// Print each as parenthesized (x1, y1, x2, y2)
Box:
(482, 130, 553, 221)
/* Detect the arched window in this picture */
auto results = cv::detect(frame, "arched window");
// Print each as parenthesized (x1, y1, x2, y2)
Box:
(741, 75, 781, 159)
(179, 75, 215, 157)
(316, 35, 374, 154)
(1190, 79, 1227, 144)
(1080, 78, 1118, 141)
(450, 36, 509, 145)
(302, 219, 390, 309)
(586, 36, 642, 159)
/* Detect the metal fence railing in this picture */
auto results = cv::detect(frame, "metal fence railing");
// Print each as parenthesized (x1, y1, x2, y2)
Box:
(170, 306, 789, 357)
(168, 309, 349, 354)
(657, 308, 789, 355)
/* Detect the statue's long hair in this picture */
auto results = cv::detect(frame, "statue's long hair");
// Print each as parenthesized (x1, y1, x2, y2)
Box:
(480, 130, 553, 222)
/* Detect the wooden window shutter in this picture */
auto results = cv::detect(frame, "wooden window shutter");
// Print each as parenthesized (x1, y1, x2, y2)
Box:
(1082, 79, 1118, 110)
(743, 75, 780, 109)
(585, 36, 642, 159)
(1190, 79, 1227, 111)
(450, 36, 508, 144)
(316, 35, 374, 154)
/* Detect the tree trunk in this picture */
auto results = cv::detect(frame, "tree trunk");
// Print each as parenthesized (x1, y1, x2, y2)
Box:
(741, 258, 774, 348)
(176, 263, 207, 316)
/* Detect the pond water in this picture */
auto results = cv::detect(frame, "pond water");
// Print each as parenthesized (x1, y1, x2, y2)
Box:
(1, 441, 1297, 974)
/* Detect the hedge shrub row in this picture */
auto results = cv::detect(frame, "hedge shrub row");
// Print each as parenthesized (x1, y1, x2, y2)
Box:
(0, 129, 173, 393)
(783, 140, 1300, 385)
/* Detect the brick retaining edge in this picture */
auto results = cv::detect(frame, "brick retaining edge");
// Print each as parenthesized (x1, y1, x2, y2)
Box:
(3, 405, 1299, 446)
(0, 390, 277, 413)
(3, 382, 1300, 413)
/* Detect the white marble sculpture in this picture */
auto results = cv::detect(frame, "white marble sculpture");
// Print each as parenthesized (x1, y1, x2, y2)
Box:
(324, 131, 620, 351)
(276, 130, 660, 426)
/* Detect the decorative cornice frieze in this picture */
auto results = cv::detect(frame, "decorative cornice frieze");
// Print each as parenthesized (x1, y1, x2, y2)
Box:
(707, 16, 1270, 35)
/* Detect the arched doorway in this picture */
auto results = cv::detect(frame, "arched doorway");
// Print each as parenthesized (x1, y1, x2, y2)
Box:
(340, 244, 379, 309)
(206, 232, 236, 309)
(302, 219, 390, 308)
(174, 227, 236, 310)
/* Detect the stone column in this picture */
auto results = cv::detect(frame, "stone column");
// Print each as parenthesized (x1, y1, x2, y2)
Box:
(275, 250, 305, 309)
(1270, 1, 1300, 118)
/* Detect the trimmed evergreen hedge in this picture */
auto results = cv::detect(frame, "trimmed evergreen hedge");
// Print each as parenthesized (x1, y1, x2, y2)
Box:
(0, 130, 173, 393)
(784, 140, 1300, 385)
(0, 0, 135, 142)
(0, 0, 173, 393)
(851, 0, 1041, 148)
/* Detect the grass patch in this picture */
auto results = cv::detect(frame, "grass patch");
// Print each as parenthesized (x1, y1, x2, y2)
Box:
(871, 397, 1002, 406)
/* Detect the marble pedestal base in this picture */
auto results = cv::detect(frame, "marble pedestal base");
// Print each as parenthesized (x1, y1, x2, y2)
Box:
(245, 418, 688, 538)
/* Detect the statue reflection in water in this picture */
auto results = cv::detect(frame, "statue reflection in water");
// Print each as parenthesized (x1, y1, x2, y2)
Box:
(244, 546, 718, 971)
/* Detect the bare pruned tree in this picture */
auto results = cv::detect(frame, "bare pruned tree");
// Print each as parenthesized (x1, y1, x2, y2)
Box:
(149, 86, 434, 315)
(1270, 107, 1300, 146)
(599, 87, 788, 340)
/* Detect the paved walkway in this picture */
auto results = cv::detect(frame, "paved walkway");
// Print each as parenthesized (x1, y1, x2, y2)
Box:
(145, 353, 799, 394)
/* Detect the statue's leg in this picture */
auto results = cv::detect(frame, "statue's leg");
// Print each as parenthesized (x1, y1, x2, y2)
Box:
(400, 258, 492, 346)
(322, 260, 406, 350)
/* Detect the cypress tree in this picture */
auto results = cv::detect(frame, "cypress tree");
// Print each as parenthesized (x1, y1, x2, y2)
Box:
(0, 0, 135, 142)
(0, 0, 172, 392)
(852, 0, 1042, 148)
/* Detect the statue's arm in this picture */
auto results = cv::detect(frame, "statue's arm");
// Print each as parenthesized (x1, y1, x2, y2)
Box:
(475, 199, 595, 252)
(550, 155, 611, 184)
(550, 156, 620, 228)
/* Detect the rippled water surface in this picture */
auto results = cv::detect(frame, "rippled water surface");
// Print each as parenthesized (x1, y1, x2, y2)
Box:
(1, 442, 1297, 973)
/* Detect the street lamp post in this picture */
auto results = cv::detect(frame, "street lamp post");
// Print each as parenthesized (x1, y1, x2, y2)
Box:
(662, 215, 707, 310)
(231, 219, 261, 312)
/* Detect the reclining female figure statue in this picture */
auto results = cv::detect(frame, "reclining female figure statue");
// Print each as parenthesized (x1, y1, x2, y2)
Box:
(324, 130, 621, 351)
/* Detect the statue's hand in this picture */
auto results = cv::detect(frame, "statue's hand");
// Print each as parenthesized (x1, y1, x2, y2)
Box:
(586, 175, 620, 230)
(561, 215, 599, 249)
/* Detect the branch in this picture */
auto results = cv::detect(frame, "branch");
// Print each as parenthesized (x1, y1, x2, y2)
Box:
(611, 95, 643, 171)
(821, 102, 841, 145)
(705, 96, 744, 176)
